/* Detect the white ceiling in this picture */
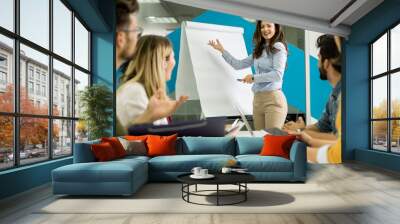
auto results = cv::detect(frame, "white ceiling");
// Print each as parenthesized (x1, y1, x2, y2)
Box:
(137, 1, 204, 36)
(163, 0, 384, 37)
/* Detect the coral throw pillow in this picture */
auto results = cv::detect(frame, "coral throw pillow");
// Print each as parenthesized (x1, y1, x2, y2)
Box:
(124, 135, 149, 141)
(260, 135, 296, 159)
(91, 142, 118, 162)
(101, 137, 126, 158)
(146, 134, 177, 157)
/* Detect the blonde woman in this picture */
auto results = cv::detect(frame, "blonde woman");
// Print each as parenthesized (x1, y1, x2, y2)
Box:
(116, 35, 188, 135)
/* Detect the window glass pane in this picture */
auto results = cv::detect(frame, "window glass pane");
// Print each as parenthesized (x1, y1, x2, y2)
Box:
(20, 0, 49, 49)
(20, 44, 49, 115)
(391, 120, 400, 153)
(53, 59, 72, 117)
(53, 0, 72, 60)
(0, 116, 13, 170)
(74, 69, 89, 118)
(0, 35, 14, 113)
(53, 119, 72, 158)
(372, 33, 387, 76)
(391, 24, 400, 70)
(20, 117, 49, 165)
(391, 72, 400, 118)
(372, 121, 388, 151)
(0, 0, 14, 31)
(75, 120, 88, 143)
(74, 18, 89, 70)
(372, 77, 387, 119)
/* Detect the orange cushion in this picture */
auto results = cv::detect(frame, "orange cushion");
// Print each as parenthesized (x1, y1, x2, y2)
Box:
(91, 142, 118, 161)
(101, 137, 126, 158)
(259, 135, 296, 159)
(146, 134, 177, 157)
(124, 135, 149, 141)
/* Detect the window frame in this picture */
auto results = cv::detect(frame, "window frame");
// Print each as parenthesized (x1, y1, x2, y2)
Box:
(370, 20, 400, 154)
(0, 0, 92, 171)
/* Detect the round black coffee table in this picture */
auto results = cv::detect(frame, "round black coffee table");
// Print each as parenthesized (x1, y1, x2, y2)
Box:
(177, 173, 255, 206)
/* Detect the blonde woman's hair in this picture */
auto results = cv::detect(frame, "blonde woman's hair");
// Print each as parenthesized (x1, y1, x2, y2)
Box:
(120, 35, 172, 97)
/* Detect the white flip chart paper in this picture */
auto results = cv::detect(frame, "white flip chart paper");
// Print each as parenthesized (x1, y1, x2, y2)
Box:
(176, 21, 254, 117)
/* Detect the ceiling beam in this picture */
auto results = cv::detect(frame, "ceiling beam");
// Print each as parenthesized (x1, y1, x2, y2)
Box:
(330, 0, 368, 28)
(164, 0, 351, 37)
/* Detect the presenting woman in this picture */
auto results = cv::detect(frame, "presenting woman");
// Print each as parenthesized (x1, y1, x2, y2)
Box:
(209, 20, 288, 130)
(117, 35, 188, 135)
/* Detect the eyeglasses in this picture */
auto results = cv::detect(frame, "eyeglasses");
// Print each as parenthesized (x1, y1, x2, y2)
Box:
(119, 27, 143, 37)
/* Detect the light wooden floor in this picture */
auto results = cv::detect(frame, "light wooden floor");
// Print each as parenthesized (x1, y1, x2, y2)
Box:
(1, 162, 400, 224)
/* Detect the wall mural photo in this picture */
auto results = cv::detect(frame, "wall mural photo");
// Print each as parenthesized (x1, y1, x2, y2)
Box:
(114, 0, 342, 164)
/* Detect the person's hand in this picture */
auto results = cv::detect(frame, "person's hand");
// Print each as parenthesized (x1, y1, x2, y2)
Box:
(242, 74, 254, 84)
(208, 39, 224, 53)
(287, 130, 313, 146)
(145, 89, 188, 121)
(283, 117, 305, 131)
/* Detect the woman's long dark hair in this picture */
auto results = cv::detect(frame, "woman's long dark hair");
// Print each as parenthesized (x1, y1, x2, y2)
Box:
(253, 20, 288, 59)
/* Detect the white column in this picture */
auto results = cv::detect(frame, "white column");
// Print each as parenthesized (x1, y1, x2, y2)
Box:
(305, 30, 312, 125)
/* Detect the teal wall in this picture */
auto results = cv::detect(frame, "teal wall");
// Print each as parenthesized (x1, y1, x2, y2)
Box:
(0, 158, 72, 199)
(345, 0, 400, 169)
(167, 11, 331, 119)
(0, 0, 114, 200)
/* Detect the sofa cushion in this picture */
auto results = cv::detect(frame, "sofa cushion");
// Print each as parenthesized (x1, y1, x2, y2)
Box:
(115, 155, 150, 163)
(236, 137, 263, 155)
(260, 135, 296, 159)
(91, 142, 118, 161)
(236, 155, 293, 172)
(124, 135, 149, 141)
(52, 159, 147, 183)
(101, 137, 126, 158)
(73, 139, 101, 163)
(118, 137, 147, 156)
(178, 137, 235, 155)
(148, 154, 235, 172)
(147, 134, 178, 157)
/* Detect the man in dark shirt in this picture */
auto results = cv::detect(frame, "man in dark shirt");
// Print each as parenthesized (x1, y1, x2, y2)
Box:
(317, 81, 341, 134)
(284, 34, 341, 137)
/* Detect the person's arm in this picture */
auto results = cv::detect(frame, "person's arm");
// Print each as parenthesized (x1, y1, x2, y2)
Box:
(132, 89, 188, 125)
(304, 123, 321, 132)
(288, 130, 337, 148)
(208, 39, 253, 70)
(253, 42, 287, 83)
(221, 50, 254, 70)
(304, 129, 337, 141)
(307, 137, 337, 148)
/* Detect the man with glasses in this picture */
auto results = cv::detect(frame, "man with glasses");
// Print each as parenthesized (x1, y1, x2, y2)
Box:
(116, 0, 142, 86)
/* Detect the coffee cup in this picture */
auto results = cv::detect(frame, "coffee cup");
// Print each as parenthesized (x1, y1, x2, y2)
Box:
(221, 167, 232, 174)
(191, 167, 202, 176)
(200, 169, 208, 176)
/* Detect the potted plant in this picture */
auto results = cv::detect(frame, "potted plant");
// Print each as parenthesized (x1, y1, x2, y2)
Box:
(79, 84, 113, 140)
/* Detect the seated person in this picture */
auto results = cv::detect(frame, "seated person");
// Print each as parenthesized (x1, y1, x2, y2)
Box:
(288, 99, 341, 163)
(116, 35, 188, 135)
(284, 35, 342, 163)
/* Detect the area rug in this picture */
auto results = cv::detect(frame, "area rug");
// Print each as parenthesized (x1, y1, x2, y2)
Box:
(37, 183, 362, 214)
